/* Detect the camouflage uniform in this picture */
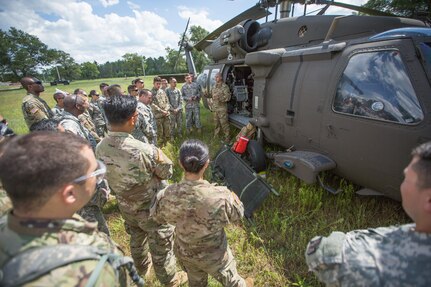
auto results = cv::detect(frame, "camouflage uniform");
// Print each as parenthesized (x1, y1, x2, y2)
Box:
(181, 82, 202, 132)
(166, 87, 183, 138)
(51, 104, 64, 119)
(132, 102, 155, 145)
(96, 131, 179, 286)
(0, 213, 129, 286)
(89, 99, 107, 137)
(60, 112, 109, 236)
(210, 82, 231, 141)
(21, 93, 54, 128)
(78, 110, 101, 143)
(305, 224, 431, 286)
(151, 88, 171, 145)
(151, 179, 247, 287)
(0, 182, 11, 216)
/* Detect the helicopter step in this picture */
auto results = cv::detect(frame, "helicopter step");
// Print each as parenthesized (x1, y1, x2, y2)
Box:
(212, 144, 278, 218)
(228, 114, 251, 129)
(268, 151, 336, 185)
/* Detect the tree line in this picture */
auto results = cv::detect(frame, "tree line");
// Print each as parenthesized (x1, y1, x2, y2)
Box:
(0, 26, 210, 82)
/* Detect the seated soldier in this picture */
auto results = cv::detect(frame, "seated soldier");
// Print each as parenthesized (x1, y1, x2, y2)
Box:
(0, 132, 143, 286)
(305, 141, 431, 286)
(151, 139, 253, 287)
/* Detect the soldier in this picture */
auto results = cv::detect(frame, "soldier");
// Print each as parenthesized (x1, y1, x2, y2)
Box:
(60, 94, 110, 236)
(161, 78, 168, 91)
(132, 89, 157, 145)
(89, 90, 107, 137)
(20, 76, 53, 129)
(305, 141, 431, 286)
(74, 88, 102, 143)
(166, 77, 183, 138)
(0, 132, 142, 286)
(107, 84, 123, 97)
(134, 78, 145, 91)
(128, 84, 139, 98)
(151, 76, 171, 146)
(209, 72, 231, 142)
(99, 82, 109, 101)
(181, 74, 202, 134)
(51, 89, 67, 118)
(151, 139, 253, 287)
(96, 95, 186, 286)
(30, 118, 65, 132)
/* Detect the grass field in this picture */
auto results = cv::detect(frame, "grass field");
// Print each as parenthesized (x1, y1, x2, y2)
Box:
(0, 77, 410, 286)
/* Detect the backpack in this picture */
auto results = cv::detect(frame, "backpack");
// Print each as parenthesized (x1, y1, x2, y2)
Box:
(0, 244, 144, 287)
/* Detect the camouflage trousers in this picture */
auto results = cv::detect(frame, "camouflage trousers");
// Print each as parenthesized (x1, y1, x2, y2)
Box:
(177, 246, 246, 287)
(77, 205, 110, 236)
(213, 109, 230, 141)
(185, 107, 202, 130)
(156, 116, 171, 146)
(170, 111, 183, 138)
(124, 212, 177, 286)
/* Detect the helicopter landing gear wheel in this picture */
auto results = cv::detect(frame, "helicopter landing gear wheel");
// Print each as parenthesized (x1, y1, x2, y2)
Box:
(246, 140, 267, 173)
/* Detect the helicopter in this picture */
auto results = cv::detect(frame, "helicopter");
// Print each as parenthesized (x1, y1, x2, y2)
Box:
(180, 0, 431, 211)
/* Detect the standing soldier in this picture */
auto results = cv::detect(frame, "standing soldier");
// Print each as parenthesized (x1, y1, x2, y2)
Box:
(151, 139, 253, 287)
(20, 77, 53, 129)
(132, 89, 155, 145)
(166, 77, 183, 138)
(134, 78, 145, 92)
(161, 78, 168, 91)
(209, 72, 231, 142)
(51, 89, 67, 118)
(96, 95, 187, 286)
(0, 132, 142, 286)
(74, 88, 102, 143)
(89, 90, 107, 138)
(60, 94, 110, 236)
(181, 74, 202, 135)
(151, 76, 171, 146)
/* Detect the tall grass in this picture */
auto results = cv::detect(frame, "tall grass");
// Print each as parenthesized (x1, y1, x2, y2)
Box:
(0, 77, 410, 286)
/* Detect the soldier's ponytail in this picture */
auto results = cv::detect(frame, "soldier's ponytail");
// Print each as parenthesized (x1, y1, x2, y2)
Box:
(179, 139, 209, 173)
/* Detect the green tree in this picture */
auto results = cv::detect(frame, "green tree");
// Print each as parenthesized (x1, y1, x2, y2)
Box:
(165, 47, 187, 73)
(188, 25, 211, 73)
(0, 27, 56, 80)
(122, 53, 144, 76)
(364, 0, 430, 18)
(80, 61, 100, 79)
(51, 50, 81, 80)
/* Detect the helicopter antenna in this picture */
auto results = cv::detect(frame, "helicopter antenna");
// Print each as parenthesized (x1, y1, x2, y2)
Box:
(174, 17, 190, 72)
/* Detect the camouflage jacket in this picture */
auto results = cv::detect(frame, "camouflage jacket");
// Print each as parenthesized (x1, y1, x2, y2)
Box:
(51, 105, 64, 119)
(132, 102, 156, 145)
(210, 82, 231, 111)
(0, 213, 129, 286)
(150, 88, 171, 119)
(89, 100, 106, 127)
(96, 132, 172, 219)
(181, 82, 202, 109)
(0, 182, 11, 216)
(78, 111, 101, 142)
(151, 179, 244, 259)
(166, 87, 182, 111)
(60, 111, 97, 150)
(21, 93, 54, 128)
(305, 224, 431, 286)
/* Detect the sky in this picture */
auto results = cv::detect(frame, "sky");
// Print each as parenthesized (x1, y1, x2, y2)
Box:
(0, 0, 367, 64)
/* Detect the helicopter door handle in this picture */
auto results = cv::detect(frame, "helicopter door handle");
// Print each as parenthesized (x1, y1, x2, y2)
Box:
(286, 110, 295, 125)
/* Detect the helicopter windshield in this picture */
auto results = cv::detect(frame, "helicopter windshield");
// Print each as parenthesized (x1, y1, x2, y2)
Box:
(333, 50, 424, 125)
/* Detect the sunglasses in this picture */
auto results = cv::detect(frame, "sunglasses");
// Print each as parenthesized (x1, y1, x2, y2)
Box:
(32, 81, 42, 85)
(73, 160, 106, 185)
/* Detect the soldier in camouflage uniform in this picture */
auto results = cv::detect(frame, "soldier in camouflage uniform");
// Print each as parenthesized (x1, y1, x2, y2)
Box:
(166, 77, 183, 138)
(305, 141, 431, 286)
(151, 139, 252, 287)
(0, 132, 139, 286)
(133, 89, 157, 145)
(209, 72, 231, 142)
(181, 74, 202, 134)
(151, 76, 171, 146)
(0, 183, 11, 216)
(20, 77, 54, 129)
(74, 89, 102, 143)
(51, 89, 67, 118)
(96, 95, 186, 286)
(60, 94, 110, 236)
(89, 90, 107, 137)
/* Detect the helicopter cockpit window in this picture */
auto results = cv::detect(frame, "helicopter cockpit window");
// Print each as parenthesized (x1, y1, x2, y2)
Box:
(333, 50, 423, 124)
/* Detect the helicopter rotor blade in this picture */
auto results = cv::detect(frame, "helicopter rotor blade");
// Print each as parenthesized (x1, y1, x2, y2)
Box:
(174, 17, 190, 71)
(195, 3, 271, 51)
(309, 1, 394, 16)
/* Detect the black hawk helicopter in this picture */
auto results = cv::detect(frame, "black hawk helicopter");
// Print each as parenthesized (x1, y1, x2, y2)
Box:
(180, 0, 431, 216)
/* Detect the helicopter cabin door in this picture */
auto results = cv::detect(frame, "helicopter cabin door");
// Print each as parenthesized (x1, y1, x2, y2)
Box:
(320, 38, 431, 200)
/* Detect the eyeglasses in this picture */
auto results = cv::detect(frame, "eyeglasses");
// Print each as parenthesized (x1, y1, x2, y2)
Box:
(73, 160, 106, 185)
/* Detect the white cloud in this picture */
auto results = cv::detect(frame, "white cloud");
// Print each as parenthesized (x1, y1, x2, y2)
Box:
(0, 0, 180, 64)
(127, 1, 140, 11)
(177, 6, 223, 34)
(99, 0, 119, 8)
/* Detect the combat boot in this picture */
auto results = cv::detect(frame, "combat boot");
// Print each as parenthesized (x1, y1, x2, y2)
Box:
(245, 277, 254, 287)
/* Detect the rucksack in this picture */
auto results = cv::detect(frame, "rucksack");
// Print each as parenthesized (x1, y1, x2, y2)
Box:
(0, 244, 144, 287)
